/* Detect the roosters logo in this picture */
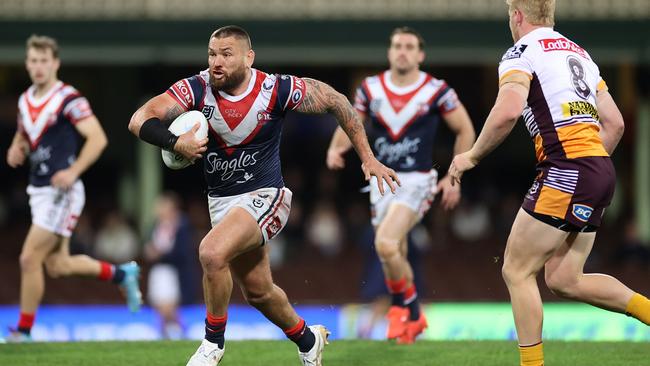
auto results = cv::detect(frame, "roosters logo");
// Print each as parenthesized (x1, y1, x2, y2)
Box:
(265, 216, 282, 240)
(257, 111, 272, 123)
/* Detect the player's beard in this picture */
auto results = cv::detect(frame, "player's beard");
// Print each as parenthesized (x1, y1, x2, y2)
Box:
(210, 64, 249, 94)
(394, 64, 416, 76)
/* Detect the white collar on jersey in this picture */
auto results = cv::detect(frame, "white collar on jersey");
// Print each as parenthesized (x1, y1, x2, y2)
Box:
(383, 71, 427, 95)
(217, 68, 257, 102)
(518, 26, 555, 43)
(26, 80, 64, 106)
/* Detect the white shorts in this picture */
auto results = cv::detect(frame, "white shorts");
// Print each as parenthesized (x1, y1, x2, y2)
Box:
(208, 187, 292, 245)
(147, 264, 180, 306)
(369, 170, 437, 226)
(27, 181, 85, 238)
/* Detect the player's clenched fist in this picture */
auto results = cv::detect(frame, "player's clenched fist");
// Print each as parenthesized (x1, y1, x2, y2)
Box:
(326, 147, 346, 170)
(7, 144, 27, 168)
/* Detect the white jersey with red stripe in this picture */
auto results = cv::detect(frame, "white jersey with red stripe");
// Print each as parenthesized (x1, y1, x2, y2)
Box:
(355, 71, 459, 172)
(166, 68, 306, 197)
(17, 81, 94, 187)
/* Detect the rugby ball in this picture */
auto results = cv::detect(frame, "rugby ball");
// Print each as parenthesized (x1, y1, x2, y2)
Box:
(161, 110, 209, 170)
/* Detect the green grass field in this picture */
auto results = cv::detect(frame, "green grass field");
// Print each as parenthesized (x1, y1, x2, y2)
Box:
(1, 340, 647, 366)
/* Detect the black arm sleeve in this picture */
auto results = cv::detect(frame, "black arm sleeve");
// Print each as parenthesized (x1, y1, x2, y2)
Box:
(139, 117, 179, 151)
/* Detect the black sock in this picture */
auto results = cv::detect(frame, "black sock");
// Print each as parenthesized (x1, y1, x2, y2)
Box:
(111, 268, 126, 284)
(205, 318, 225, 348)
(391, 292, 405, 307)
(285, 320, 316, 353)
(406, 297, 420, 321)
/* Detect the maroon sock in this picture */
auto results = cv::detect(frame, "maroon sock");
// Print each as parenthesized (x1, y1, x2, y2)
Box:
(404, 284, 421, 320)
(205, 312, 227, 348)
(97, 262, 114, 281)
(284, 319, 315, 352)
(386, 277, 407, 307)
(17, 312, 35, 335)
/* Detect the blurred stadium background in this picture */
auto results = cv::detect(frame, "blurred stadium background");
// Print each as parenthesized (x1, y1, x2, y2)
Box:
(0, 0, 648, 343)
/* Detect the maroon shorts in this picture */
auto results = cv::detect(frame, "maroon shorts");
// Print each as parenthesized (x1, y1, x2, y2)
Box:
(522, 156, 615, 230)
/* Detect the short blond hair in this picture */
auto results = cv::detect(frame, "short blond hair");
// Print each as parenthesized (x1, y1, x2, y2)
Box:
(26, 34, 59, 58)
(506, 0, 555, 26)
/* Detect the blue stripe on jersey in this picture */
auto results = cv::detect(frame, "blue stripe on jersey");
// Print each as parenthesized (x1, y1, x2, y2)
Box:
(354, 85, 370, 111)
(432, 85, 451, 110)
(274, 74, 293, 113)
(186, 75, 205, 109)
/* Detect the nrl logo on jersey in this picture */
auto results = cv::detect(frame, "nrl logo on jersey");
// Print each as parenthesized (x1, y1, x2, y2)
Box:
(202, 106, 215, 120)
(501, 44, 528, 62)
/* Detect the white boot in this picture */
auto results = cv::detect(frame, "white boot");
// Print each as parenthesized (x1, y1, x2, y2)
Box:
(186, 339, 224, 366)
(298, 325, 330, 366)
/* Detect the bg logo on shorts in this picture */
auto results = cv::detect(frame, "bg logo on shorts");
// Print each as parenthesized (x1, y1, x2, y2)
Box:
(572, 204, 593, 222)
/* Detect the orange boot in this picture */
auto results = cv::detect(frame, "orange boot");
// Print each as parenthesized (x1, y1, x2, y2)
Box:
(385, 306, 409, 339)
(397, 311, 428, 344)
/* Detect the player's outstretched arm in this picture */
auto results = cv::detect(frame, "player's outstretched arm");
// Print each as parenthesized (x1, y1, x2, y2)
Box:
(448, 74, 528, 185)
(437, 103, 476, 210)
(595, 89, 625, 155)
(296, 78, 400, 194)
(326, 126, 354, 170)
(128, 93, 207, 160)
(6, 131, 29, 168)
(326, 102, 367, 170)
(443, 104, 476, 157)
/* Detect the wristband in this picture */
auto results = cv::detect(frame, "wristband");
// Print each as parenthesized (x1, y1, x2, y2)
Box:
(139, 117, 179, 151)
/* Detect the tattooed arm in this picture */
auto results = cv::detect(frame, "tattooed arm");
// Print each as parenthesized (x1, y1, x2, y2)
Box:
(128, 93, 207, 160)
(296, 78, 400, 194)
(296, 79, 374, 161)
(128, 93, 184, 135)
